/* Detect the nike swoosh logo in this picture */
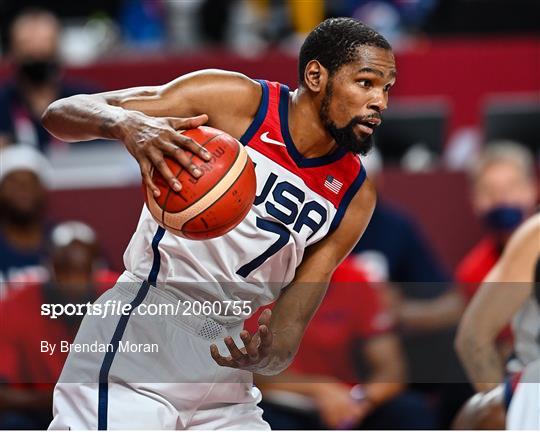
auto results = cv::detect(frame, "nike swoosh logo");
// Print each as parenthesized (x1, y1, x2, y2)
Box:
(260, 131, 286, 147)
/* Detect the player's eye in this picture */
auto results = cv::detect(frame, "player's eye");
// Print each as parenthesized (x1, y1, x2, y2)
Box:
(357, 79, 372, 88)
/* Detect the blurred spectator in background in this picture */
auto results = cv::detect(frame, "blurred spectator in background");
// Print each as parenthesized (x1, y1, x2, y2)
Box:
(352, 148, 469, 427)
(352, 149, 462, 345)
(0, 146, 52, 294)
(0, 8, 94, 151)
(119, 0, 165, 49)
(0, 221, 117, 429)
(353, 148, 452, 288)
(456, 142, 538, 357)
(198, 0, 235, 46)
(457, 141, 538, 286)
(251, 259, 436, 430)
(326, 0, 438, 46)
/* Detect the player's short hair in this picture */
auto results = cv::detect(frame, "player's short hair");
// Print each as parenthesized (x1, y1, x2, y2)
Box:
(469, 140, 536, 183)
(298, 17, 391, 85)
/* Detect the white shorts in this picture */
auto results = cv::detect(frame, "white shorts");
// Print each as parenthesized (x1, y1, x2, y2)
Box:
(507, 359, 540, 430)
(49, 275, 270, 430)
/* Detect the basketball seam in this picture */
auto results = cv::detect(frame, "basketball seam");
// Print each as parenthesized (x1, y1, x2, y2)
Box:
(162, 140, 246, 231)
(159, 132, 227, 225)
(181, 160, 253, 233)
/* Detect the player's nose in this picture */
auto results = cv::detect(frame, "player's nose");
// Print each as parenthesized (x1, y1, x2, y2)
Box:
(368, 92, 388, 113)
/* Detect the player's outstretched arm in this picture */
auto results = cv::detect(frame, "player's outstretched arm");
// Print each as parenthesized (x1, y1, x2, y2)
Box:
(210, 178, 377, 375)
(455, 214, 540, 392)
(42, 69, 261, 196)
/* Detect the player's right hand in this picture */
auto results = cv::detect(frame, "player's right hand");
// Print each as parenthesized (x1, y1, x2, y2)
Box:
(119, 112, 211, 197)
(210, 309, 274, 373)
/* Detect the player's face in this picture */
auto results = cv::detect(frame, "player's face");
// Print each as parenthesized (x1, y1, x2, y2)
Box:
(320, 46, 396, 155)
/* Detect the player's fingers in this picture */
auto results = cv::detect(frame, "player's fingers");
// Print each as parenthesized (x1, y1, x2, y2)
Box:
(258, 309, 272, 327)
(210, 344, 235, 368)
(157, 137, 202, 178)
(147, 149, 182, 192)
(240, 330, 258, 359)
(258, 325, 273, 351)
(171, 132, 212, 162)
(163, 144, 202, 178)
(224, 336, 246, 362)
(159, 141, 203, 178)
(167, 114, 208, 131)
(139, 157, 161, 197)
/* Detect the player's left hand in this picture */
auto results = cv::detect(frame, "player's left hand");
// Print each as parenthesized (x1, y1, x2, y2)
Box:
(210, 309, 273, 372)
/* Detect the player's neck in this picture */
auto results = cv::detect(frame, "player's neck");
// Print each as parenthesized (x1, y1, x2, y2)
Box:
(288, 88, 339, 159)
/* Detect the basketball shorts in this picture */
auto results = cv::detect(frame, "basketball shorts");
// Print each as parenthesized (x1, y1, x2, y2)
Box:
(49, 274, 270, 430)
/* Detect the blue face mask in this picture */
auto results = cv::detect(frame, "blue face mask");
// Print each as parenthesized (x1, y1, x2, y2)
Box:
(483, 205, 525, 232)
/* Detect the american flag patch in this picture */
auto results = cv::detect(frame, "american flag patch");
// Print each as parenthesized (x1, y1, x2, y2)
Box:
(324, 175, 343, 194)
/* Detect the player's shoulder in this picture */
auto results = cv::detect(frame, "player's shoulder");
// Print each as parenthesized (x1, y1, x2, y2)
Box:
(172, 68, 261, 96)
(169, 69, 263, 123)
(347, 172, 376, 213)
(329, 152, 369, 198)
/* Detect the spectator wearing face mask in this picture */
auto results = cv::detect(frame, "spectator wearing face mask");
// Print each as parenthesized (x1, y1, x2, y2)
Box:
(457, 142, 538, 289)
(455, 141, 538, 352)
(0, 8, 95, 151)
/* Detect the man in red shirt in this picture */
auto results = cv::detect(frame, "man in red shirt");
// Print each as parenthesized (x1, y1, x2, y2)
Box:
(248, 258, 436, 429)
(0, 221, 117, 428)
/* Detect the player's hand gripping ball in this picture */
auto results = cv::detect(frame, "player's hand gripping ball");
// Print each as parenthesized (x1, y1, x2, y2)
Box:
(144, 126, 256, 239)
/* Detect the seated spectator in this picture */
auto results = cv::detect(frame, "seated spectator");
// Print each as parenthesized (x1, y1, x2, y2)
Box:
(0, 8, 95, 151)
(456, 141, 537, 286)
(0, 145, 52, 294)
(350, 149, 467, 427)
(248, 259, 436, 430)
(455, 142, 538, 354)
(0, 221, 117, 429)
(352, 148, 459, 331)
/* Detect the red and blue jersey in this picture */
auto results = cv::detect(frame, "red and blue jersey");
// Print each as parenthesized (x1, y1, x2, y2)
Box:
(122, 80, 367, 315)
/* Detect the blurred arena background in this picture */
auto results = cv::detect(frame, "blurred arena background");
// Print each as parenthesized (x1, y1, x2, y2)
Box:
(1, 0, 538, 272)
(0, 0, 539, 429)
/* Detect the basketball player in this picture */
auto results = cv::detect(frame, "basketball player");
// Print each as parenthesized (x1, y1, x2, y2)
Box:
(42, 18, 396, 429)
(454, 214, 540, 429)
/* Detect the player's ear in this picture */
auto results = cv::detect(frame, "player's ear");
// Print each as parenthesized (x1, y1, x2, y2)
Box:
(304, 60, 328, 93)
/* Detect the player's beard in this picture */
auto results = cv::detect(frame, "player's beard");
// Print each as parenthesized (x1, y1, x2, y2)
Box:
(319, 80, 375, 156)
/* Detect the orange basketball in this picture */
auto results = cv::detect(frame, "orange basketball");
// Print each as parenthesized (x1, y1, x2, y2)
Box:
(144, 126, 256, 240)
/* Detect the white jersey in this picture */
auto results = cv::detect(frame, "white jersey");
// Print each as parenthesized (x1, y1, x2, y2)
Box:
(506, 359, 540, 430)
(122, 80, 366, 315)
(508, 297, 540, 372)
(507, 257, 540, 373)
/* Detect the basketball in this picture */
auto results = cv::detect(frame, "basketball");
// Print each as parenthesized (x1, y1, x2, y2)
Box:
(144, 126, 256, 240)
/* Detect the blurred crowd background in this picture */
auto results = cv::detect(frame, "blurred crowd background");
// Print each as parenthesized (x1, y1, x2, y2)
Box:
(0, 0, 539, 430)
